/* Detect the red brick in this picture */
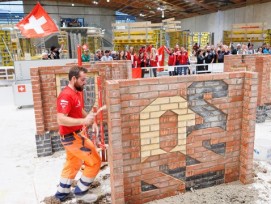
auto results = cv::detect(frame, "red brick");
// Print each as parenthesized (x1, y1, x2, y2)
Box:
(119, 80, 139, 87)
(130, 99, 150, 107)
(139, 78, 159, 85)
(158, 77, 178, 84)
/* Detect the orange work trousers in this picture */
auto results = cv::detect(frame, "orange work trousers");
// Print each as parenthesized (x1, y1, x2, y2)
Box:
(60, 131, 102, 179)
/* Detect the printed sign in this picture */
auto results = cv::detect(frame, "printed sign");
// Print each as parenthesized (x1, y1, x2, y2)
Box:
(17, 85, 26, 93)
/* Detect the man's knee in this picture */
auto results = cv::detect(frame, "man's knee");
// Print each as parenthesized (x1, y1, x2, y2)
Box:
(83, 160, 101, 178)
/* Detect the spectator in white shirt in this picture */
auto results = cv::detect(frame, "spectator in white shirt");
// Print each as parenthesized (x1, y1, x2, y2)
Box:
(101, 50, 113, 61)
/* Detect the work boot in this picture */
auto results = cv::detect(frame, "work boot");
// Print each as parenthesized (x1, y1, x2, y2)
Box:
(43, 194, 74, 204)
(75, 193, 98, 203)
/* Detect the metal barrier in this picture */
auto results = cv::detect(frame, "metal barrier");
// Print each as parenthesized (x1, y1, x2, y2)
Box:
(140, 63, 224, 77)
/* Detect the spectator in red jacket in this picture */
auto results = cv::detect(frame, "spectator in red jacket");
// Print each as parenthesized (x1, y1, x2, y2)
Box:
(164, 46, 176, 76)
(150, 48, 158, 77)
(137, 51, 147, 78)
(176, 47, 189, 75)
(126, 47, 137, 68)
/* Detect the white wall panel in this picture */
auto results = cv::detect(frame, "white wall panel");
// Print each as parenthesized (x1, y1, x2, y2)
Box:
(179, 1, 271, 45)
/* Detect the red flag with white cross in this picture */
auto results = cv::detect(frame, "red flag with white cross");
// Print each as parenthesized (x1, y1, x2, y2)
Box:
(16, 2, 59, 38)
(157, 46, 165, 72)
(17, 85, 26, 93)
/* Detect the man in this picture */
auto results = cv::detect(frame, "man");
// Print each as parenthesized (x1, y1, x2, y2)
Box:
(101, 50, 113, 61)
(49, 44, 63, 59)
(81, 49, 90, 62)
(54, 66, 101, 202)
(164, 46, 176, 76)
(110, 50, 117, 60)
(236, 44, 242, 55)
(41, 52, 49, 60)
(176, 47, 189, 75)
(204, 46, 214, 64)
(94, 49, 101, 61)
(193, 43, 199, 52)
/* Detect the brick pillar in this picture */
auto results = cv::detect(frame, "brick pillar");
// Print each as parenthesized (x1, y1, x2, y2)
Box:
(240, 72, 258, 184)
(255, 56, 271, 106)
(106, 80, 125, 204)
(30, 67, 45, 134)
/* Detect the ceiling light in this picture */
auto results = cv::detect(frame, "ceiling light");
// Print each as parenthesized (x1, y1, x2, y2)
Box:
(140, 11, 146, 17)
(157, 7, 165, 11)
(107, 0, 110, 2)
(157, 3, 165, 11)
(72, 3, 74, 6)
(92, 0, 99, 4)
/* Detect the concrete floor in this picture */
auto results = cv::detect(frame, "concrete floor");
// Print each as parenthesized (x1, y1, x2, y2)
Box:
(0, 86, 63, 203)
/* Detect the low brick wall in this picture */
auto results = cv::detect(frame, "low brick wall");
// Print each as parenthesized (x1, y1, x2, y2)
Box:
(106, 72, 257, 204)
(224, 54, 271, 122)
(30, 61, 131, 157)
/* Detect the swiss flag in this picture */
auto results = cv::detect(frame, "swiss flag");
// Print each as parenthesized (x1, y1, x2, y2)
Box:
(16, 2, 59, 38)
(17, 85, 26, 93)
(157, 46, 165, 72)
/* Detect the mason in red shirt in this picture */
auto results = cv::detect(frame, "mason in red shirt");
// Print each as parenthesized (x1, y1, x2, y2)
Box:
(54, 66, 101, 203)
(57, 86, 84, 135)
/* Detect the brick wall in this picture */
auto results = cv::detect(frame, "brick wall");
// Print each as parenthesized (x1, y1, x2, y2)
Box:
(224, 54, 271, 122)
(30, 61, 131, 157)
(106, 72, 257, 204)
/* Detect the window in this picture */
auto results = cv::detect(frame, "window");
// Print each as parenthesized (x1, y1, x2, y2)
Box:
(0, 1, 24, 24)
(115, 11, 136, 29)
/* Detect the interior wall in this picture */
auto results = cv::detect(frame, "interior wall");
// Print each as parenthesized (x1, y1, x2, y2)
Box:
(180, 1, 271, 45)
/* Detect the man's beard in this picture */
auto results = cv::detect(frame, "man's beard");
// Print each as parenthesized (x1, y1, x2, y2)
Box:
(74, 81, 84, 92)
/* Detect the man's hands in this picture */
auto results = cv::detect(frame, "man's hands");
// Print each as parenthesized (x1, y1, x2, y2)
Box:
(92, 122, 99, 138)
(83, 105, 107, 126)
(83, 112, 96, 126)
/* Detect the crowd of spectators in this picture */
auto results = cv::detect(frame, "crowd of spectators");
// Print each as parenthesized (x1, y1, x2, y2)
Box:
(76, 41, 271, 77)
(91, 46, 161, 77)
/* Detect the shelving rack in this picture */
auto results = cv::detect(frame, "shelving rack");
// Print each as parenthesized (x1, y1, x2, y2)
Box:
(60, 27, 103, 56)
(0, 29, 17, 66)
(223, 22, 270, 45)
(112, 18, 181, 52)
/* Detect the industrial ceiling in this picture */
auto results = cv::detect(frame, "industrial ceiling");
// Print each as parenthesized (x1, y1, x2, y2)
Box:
(1, 0, 271, 22)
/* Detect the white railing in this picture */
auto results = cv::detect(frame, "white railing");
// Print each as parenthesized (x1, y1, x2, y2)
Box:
(139, 63, 224, 77)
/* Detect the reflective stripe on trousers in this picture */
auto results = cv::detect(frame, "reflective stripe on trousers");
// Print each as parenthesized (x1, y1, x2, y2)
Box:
(55, 132, 101, 199)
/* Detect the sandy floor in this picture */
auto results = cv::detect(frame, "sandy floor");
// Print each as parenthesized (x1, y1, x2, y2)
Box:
(147, 161, 271, 204)
(146, 120, 271, 204)
(1, 86, 271, 204)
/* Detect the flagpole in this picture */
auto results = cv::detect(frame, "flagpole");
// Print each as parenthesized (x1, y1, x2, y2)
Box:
(77, 45, 82, 66)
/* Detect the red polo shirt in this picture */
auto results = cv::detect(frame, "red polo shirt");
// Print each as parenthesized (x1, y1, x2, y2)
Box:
(177, 52, 188, 65)
(168, 54, 176, 66)
(57, 86, 83, 135)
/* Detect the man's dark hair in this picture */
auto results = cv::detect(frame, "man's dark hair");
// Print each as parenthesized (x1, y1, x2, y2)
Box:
(51, 46, 56, 51)
(68, 66, 87, 80)
(105, 50, 110, 53)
